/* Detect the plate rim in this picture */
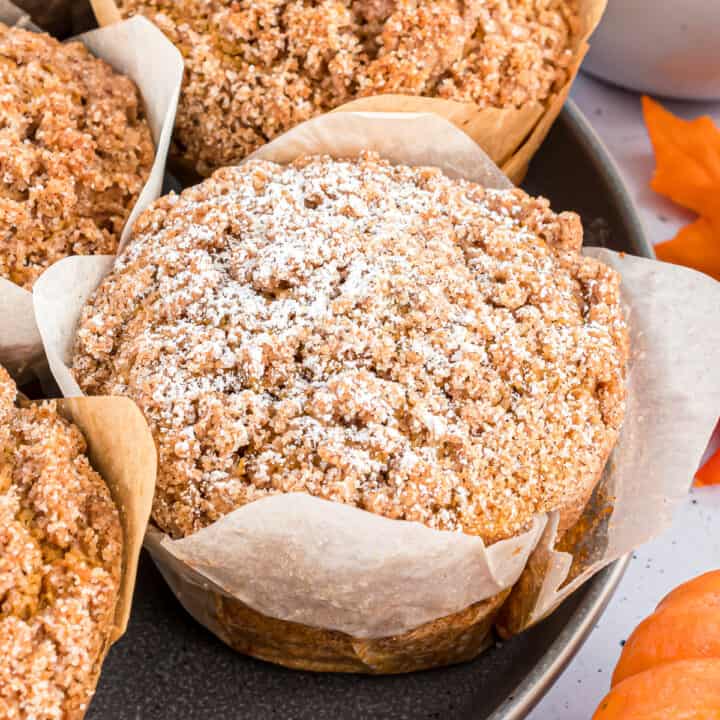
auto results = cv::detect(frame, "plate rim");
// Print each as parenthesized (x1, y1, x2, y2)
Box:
(562, 98, 653, 261)
(487, 556, 630, 720)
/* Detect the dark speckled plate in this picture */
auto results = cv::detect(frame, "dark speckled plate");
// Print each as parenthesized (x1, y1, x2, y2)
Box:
(86, 100, 650, 720)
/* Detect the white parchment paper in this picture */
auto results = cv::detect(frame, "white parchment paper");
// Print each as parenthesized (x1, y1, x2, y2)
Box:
(0, 1, 182, 380)
(33, 111, 720, 639)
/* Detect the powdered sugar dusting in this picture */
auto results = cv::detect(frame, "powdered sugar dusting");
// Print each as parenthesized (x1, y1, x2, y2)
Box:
(73, 153, 628, 544)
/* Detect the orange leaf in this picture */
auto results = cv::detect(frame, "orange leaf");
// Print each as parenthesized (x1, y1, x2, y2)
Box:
(642, 96, 720, 221)
(655, 216, 720, 281)
(696, 446, 720, 487)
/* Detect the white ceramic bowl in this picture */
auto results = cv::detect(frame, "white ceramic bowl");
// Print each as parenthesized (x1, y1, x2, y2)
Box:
(583, 0, 720, 100)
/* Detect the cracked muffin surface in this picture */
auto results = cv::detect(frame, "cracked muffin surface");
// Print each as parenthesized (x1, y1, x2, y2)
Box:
(73, 154, 628, 544)
(0, 23, 154, 290)
(115, 0, 580, 175)
(0, 366, 122, 720)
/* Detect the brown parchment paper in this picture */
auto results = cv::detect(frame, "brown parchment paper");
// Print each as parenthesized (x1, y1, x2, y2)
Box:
(9, 376, 156, 660)
(33, 111, 720, 645)
(56, 396, 157, 640)
(90, 0, 606, 185)
(0, 0, 182, 381)
(18, 391, 155, 709)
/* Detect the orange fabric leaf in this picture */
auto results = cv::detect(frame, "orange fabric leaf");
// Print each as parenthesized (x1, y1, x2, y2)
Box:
(655, 216, 720, 281)
(642, 96, 720, 221)
(696, 447, 720, 487)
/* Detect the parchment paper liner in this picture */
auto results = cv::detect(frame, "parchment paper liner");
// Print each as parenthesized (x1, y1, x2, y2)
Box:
(11, 386, 156, 703)
(90, 0, 606, 185)
(0, 0, 182, 382)
(34, 111, 720, 673)
(54, 396, 157, 641)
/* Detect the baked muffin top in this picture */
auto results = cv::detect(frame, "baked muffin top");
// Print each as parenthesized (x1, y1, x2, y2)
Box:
(0, 23, 154, 290)
(73, 153, 628, 544)
(115, 0, 579, 175)
(0, 366, 123, 720)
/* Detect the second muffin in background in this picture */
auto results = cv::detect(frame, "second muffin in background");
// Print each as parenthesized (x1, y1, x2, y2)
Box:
(112, 0, 580, 176)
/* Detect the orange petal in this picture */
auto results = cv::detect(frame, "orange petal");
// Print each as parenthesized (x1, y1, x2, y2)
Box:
(655, 216, 720, 281)
(642, 96, 720, 220)
(696, 446, 720, 487)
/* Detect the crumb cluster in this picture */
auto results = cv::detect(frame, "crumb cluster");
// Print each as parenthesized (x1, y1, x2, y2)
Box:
(0, 23, 154, 290)
(0, 366, 122, 720)
(115, 0, 579, 175)
(73, 153, 628, 544)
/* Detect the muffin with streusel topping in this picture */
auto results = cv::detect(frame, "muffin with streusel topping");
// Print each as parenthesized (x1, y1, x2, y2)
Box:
(71, 153, 628, 672)
(113, 0, 580, 176)
(0, 365, 123, 718)
(0, 23, 154, 290)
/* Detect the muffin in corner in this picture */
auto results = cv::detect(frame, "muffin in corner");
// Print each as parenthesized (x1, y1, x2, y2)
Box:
(0, 365, 123, 720)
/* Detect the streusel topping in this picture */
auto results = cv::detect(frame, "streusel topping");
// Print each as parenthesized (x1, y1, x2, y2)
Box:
(73, 154, 627, 544)
(0, 23, 154, 290)
(0, 366, 122, 720)
(115, 0, 579, 175)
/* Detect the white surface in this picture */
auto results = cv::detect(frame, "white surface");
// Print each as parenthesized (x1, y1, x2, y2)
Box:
(583, 0, 720, 100)
(527, 72, 720, 719)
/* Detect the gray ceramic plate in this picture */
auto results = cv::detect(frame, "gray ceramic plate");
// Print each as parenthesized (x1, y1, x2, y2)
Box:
(86, 100, 650, 720)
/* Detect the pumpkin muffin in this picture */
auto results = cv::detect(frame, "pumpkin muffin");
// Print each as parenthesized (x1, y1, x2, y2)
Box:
(72, 153, 628, 545)
(0, 365, 123, 719)
(0, 23, 154, 290)
(114, 0, 580, 176)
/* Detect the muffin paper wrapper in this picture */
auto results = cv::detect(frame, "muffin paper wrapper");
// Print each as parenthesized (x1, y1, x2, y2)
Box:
(0, 1, 182, 381)
(90, 0, 606, 185)
(54, 396, 157, 642)
(45, 395, 156, 714)
(33, 111, 720, 641)
(9, 388, 155, 649)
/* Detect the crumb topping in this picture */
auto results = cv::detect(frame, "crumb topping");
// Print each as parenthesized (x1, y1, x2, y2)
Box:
(0, 366, 122, 720)
(73, 153, 628, 544)
(0, 23, 154, 290)
(115, 0, 579, 175)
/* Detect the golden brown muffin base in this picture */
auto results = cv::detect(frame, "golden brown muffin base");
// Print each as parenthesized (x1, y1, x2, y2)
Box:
(147, 447, 606, 676)
(149, 445, 606, 675)
(208, 457, 606, 672)
(215, 589, 511, 674)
